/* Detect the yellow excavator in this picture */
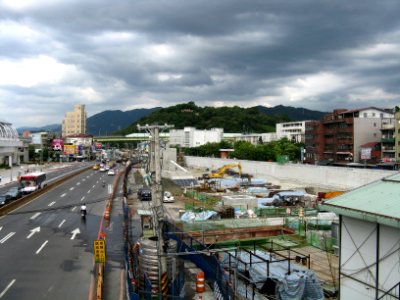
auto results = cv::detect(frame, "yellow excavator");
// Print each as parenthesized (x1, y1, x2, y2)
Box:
(209, 163, 242, 178)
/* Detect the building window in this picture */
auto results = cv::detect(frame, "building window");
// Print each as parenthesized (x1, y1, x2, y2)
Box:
(363, 113, 367, 117)
(374, 133, 377, 137)
(374, 123, 376, 127)
(372, 113, 376, 117)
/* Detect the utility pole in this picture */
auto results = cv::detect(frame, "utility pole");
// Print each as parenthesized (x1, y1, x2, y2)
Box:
(137, 123, 174, 296)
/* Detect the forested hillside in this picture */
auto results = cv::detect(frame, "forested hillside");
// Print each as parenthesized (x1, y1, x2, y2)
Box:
(116, 102, 291, 134)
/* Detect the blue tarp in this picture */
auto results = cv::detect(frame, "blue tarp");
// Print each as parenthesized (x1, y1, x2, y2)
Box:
(180, 210, 218, 222)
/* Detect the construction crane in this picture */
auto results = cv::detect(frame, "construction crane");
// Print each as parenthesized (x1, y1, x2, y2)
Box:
(209, 163, 242, 178)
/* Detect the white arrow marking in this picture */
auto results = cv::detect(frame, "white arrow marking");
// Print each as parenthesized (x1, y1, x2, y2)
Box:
(26, 227, 40, 239)
(58, 219, 66, 228)
(48, 201, 56, 207)
(30, 212, 41, 220)
(71, 228, 80, 240)
(0, 232, 15, 244)
(60, 193, 66, 197)
(36, 240, 48, 254)
(69, 187, 74, 191)
(0, 279, 16, 298)
(80, 196, 85, 201)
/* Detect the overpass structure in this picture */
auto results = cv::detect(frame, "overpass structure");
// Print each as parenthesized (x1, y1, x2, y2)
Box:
(92, 132, 170, 143)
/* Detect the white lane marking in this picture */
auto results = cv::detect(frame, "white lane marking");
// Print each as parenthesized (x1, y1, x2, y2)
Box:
(71, 206, 77, 212)
(0, 232, 15, 244)
(71, 228, 80, 240)
(80, 196, 85, 202)
(87, 190, 91, 194)
(82, 179, 86, 182)
(86, 176, 90, 178)
(76, 182, 81, 186)
(58, 219, 66, 228)
(26, 227, 40, 239)
(30, 212, 41, 220)
(69, 187, 74, 191)
(60, 193, 66, 198)
(36, 240, 48, 254)
(0, 226, 2, 231)
(48, 201, 56, 207)
(92, 185, 95, 189)
(0, 279, 16, 298)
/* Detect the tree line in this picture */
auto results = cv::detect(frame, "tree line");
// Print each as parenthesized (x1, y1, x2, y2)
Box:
(182, 138, 304, 162)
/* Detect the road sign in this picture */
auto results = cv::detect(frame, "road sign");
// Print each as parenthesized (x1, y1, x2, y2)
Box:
(93, 239, 106, 263)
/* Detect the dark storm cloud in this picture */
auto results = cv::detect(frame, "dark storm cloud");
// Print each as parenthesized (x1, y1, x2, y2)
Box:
(0, 0, 399, 127)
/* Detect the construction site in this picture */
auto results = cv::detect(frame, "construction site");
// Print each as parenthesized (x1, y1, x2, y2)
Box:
(121, 126, 394, 299)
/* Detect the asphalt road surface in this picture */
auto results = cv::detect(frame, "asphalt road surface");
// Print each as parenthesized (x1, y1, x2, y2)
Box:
(0, 167, 114, 300)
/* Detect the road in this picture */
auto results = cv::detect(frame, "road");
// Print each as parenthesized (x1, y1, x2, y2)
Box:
(0, 167, 115, 300)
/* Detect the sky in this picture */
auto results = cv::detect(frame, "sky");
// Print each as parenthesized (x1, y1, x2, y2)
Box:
(0, 0, 400, 128)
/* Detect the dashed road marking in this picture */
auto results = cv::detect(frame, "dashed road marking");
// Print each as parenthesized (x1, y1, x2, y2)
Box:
(30, 212, 41, 220)
(0, 232, 15, 244)
(0, 279, 16, 298)
(58, 220, 66, 228)
(36, 240, 48, 254)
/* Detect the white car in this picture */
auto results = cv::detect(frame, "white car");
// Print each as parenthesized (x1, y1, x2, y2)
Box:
(163, 191, 175, 203)
(108, 169, 115, 176)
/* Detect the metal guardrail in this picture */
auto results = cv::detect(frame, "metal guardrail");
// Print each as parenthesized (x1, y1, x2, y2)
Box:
(0, 165, 92, 216)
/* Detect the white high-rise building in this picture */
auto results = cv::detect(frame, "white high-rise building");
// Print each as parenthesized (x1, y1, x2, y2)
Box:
(169, 127, 223, 148)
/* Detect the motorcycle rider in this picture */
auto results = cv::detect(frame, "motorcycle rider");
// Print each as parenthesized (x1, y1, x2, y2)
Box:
(80, 203, 87, 216)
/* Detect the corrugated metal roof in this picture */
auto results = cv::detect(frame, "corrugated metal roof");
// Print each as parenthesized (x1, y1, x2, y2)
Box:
(319, 173, 400, 228)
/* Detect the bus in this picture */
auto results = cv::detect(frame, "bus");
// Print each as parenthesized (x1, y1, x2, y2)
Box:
(19, 172, 47, 194)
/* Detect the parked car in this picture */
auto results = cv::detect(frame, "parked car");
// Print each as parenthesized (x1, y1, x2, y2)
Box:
(163, 191, 175, 203)
(5, 186, 22, 200)
(99, 167, 106, 172)
(107, 169, 115, 176)
(0, 194, 12, 207)
(137, 187, 152, 201)
(93, 164, 100, 170)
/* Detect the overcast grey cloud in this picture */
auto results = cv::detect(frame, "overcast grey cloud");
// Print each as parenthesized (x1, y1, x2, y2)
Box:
(0, 0, 399, 127)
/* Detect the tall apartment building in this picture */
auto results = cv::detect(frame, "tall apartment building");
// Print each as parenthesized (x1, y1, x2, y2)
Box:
(304, 107, 394, 165)
(380, 117, 395, 163)
(61, 104, 87, 137)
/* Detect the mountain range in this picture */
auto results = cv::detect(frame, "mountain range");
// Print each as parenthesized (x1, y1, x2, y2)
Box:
(17, 104, 327, 135)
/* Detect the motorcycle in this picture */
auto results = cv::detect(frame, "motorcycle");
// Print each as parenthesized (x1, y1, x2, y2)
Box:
(81, 205, 87, 218)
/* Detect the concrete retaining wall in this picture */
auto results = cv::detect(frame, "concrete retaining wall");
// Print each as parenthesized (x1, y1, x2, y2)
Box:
(185, 156, 396, 190)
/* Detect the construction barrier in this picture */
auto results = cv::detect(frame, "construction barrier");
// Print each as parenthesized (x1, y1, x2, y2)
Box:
(96, 263, 104, 300)
(196, 271, 205, 293)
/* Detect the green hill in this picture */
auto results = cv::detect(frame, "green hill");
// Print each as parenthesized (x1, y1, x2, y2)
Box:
(116, 102, 291, 134)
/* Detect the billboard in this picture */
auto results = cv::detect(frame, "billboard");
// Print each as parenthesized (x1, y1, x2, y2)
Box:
(63, 144, 75, 155)
(52, 139, 64, 151)
(360, 148, 371, 160)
